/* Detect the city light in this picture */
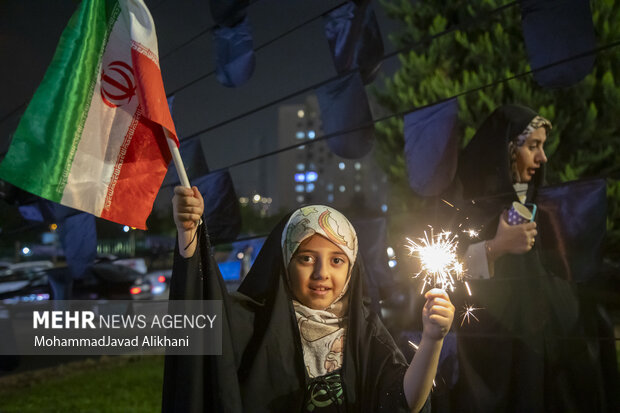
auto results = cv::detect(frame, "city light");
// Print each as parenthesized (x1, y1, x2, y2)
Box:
(306, 183, 315, 192)
(49, 223, 58, 231)
(21, 247, 31, 256)
(295, 173, 305, 182)
(306, 171, 318, 182)
(308, 130, 316, 139)
(296, 131, 305, 139)
(253, 194, 261, 203)
(388, 259, 397, 268)
(338, 162, 345, 170)
(123, 226, 130, 233)
(297, 109, 305, 118)
(387, 247, 395, 257)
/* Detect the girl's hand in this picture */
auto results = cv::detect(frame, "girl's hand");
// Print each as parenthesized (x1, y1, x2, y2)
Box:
(488, 212, 537, 258)
(172, 186, 203, 232)
(422, 288, 454, 341)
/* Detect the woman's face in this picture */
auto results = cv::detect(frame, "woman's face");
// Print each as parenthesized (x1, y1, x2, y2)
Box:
(287, 234, 350, 310)
(515, 127, 548, 183)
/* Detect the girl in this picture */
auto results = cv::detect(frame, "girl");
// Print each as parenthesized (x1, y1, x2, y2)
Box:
(165, 187, 454, 412)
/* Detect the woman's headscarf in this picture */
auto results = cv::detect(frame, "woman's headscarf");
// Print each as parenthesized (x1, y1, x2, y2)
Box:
(281, 205, 358, 378)
(458, 104, 551, 201)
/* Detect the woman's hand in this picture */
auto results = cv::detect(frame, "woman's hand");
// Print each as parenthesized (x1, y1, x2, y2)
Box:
(172, 186, 203, 257)
(488, 212, 537, 259)
(422, 288, 455, 342)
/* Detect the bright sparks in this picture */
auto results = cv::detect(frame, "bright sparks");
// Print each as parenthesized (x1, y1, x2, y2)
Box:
(406, 228, 463, 292)
(460, 304, 481, 327)
(463, 228, 479, 238)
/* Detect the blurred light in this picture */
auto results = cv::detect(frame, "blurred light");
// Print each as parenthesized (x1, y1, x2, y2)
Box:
(339, 185, 346, 192)
(306, 171, 318, 182)
(296, 195, 304, 203)
(381, 204, 388, 213)
(50, 223, 58, 231)
(306, 183, 315, 192)
(297, 110, 305, 118)
(326, 183, 334, 191)
(308, 130, 316, 139)
(294, 173, 305, 182)
(338, 162, 345, 170)
(158, 275, 166, 283)
(327, 194, 334, 202)
(21, 247, 31, 256)
(354, 184, 361, 192)
(123, 226, 130, 233)
(295, 184, 304, 192)
(296, 163, 305, 171)
(253, 194, 261, 203)
(354, 162, 361, 170)
(152, 285, 165, 295)
(388, 259, 397, 268)
(296, 131, 305, 139)
(387, 247, 395, 257)
(130, 287, 141, 295)
(236, 252, 245, 260)
(239, 197, 249, 204)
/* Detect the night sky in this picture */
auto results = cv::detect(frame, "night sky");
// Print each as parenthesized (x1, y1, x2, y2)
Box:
(0, 0, 401, 218)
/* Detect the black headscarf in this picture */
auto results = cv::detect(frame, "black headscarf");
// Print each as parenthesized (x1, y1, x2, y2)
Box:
(164, 209, 426, 412)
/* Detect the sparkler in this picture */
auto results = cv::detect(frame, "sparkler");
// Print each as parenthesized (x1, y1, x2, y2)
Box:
(460, 304, 481, 327)
(406, 227, 463, 293)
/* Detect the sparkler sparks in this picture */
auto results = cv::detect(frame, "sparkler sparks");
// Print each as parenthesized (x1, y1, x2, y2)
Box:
(463, 228, 479, 238)
(406, 228, 464, 292)
(460, 304, 482, 326)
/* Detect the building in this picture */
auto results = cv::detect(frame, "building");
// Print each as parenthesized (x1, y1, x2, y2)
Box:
(276, 95, 388, 213)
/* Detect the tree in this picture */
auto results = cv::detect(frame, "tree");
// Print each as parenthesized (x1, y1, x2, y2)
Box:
(373, 0, 620, 259)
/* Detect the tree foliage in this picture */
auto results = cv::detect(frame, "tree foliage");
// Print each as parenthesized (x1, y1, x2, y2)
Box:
(374, 0, 620, 258)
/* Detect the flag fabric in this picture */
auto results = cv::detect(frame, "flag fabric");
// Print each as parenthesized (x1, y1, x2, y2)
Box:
(403, 99, 459, 196)
(521, 0, 596, 88)
(193, 170, 242, 244)
(315, 72, 374, 159)
(213, 16, 255, 88)
(537, 178, 606, 283)
(0, 0, 177, 230)
(324, 0, 384, 85)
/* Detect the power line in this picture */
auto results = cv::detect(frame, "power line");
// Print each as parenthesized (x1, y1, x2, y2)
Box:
(171, 39, 620, 180)
(164, 1, 347, 97)
(174, 1, 520, 145)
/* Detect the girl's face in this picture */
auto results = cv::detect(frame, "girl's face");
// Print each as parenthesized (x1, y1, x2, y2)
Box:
(287, 234, 350, 310)
(515, 127, 548, 183)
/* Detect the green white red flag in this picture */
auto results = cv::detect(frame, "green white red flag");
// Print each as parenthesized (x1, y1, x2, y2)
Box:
(0, 0, 177, 230)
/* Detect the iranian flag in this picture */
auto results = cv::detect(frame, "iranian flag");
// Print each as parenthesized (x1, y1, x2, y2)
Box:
(0, 0, 177, 230)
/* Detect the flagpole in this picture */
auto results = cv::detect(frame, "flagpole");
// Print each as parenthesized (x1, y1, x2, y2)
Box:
(163, 128, 191, 188)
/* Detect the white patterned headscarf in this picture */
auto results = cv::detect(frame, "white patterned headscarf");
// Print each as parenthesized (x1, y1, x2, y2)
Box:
(281, 205, 358, 378)
(509, 115, 552, 183)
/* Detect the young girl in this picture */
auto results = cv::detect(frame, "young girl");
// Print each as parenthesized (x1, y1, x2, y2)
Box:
(165, 186, 454, 412)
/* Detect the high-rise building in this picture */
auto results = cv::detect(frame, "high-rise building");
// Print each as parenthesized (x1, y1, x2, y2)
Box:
(276, 95, 388, 213)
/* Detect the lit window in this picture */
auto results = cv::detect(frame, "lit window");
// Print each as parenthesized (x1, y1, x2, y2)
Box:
(306, 183, 315, 192)
(296, 163, 305, 171)
(338, 162, 345, 170)
(296, 195, 305, 203)
(354, 185, 361, 192)
(295, 185, 304, 192)
(296, 131, 305, 139)
(306, 171, 318, 182)
(294, 173, 305, 182)
(297, 109, 305, 118)
(253, 194, 261, 203)
(298, 145, 305, 150)
(354, 162, 361, 170)
(308, 130, 316, 139)
(327, 194, 334, 202)
(381, 204, 388, 212)
(387, 247, 395, 257)
(339, 185, 346, 192)
(326, 183, 334, 191)
(388, 259, 397, 268)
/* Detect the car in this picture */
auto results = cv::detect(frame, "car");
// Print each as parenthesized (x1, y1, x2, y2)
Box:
(130, 269, 171, 300)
